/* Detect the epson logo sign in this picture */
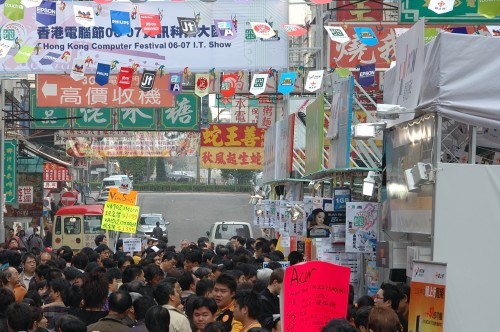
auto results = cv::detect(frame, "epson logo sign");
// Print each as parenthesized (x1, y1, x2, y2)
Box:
(37, 7, 56, 15)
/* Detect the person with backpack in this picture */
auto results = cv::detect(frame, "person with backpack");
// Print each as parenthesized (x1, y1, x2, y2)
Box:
(27, 228, 45, 251)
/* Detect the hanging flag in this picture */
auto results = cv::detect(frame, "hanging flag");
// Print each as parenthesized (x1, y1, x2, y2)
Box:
(0, 40, 14, 59)
(486, 26, 500, 36)
(178, 17, 199, 37)
(118, 67, 134, 89)
(39, 52, 60, 65)
(310, 0, 331, 4)
(220, 73, 238, 98)
(250, 22, 276, 39)
(169, 73, 182, 95)
(305, 70, 324, 92)
(140, 13, 161, 36)
(324, 26, 350, 44)
(336, 68, 351, 78)
(74, 5, 95, 27)
(110, 10, 131, 36)
(478, 0, 500, 18)
(282, 24, 308, 37)
(14, 45, 34, 63)
(4, 0, 25, 21)
(358, 64, 376, 87)
(354, 27, 378, 46)
(70, 58, 85, 81)
(21, 0, 41, 8)
(94, 0, 112, 3)
(195, 73, 210, 97)
(95, 63, 111, 86)
(36, 1, 56, 26)
(214, 19, 237, 40)
(139, 69, 156, 92)
(278, 72, 296, 95)
(249, 73, 268, 96)
(428, 0, 455, 14)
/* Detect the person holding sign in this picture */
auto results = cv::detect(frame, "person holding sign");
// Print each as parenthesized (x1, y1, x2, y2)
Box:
(307, 208, 330, 238)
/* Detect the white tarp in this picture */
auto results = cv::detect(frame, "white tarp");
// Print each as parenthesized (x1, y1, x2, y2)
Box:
(417, 32, 500, 129)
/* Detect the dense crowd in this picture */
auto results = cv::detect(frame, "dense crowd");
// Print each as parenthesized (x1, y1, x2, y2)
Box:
(0, 227, 410, 332)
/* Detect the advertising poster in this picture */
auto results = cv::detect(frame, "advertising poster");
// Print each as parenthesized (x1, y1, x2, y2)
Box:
(345, 202, 378, 253)
(101, 201, 140, 234)
(282, 261, 350, 331)
(409, 261, 447, 332)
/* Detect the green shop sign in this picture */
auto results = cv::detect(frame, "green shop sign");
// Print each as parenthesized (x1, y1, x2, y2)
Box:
(160, 93, 199, 130)
(4, 140, 17, 204)
(117, 108, 156, 130)
(74, 107, 113, 130)
(30, 90, 70, 129)
(400, 0, 500, 23)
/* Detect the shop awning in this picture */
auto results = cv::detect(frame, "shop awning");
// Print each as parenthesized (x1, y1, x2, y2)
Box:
(20, 141, 72, 168)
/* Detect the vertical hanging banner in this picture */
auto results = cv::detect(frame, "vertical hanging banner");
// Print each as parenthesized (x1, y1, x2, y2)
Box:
(140, 13, 161, 36)
(428, 0, 455, 14)
(110, 10, 131, 36)
(345, 202, 378, 253)
(305, 70, 324, 92)
(70, 58, 85, 81)
(250, 22, 276, 39)
(409, 261, 447, 332)
(36, 0, 57, 26)
(21, 0, 41, 8)
(282, 24, 308, 37)
(4, 0, 25, 21)
(95, 63, 111, 86)
(214, 19, 237, 39)
(169, 72, 183, 95)
(353, 27, 379, 46)
(250, 73, 268, 96)
(324, 26, 350, 44)
(139, 69, 156, 91)
(220, 72, 238, 97)
(278, 72, 296, 95)
(118, 66, 134, 89)
(4, 140, 17, 204)
(0, 40, 14, 58)
(14, 45, 34, 64)
(358, 63, 375, 86)
(478, 0, 500, 18)
(195, 73, 210, 97)
(73, 5, 95, 27)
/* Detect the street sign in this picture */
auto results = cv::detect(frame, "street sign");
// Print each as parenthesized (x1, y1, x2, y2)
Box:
(61, 191, 77, 206)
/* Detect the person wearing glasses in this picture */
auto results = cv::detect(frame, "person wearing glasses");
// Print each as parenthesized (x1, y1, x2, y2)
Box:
(374, 283, 408, 332)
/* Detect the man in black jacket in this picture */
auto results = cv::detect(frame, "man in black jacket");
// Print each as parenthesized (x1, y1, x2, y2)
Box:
(258, 268, 284, 330)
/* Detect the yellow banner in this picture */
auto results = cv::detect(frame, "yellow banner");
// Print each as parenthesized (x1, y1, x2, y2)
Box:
(200, 146, 263, 170)
(101, 202, 140, 234)
(107, 188, 138, 206)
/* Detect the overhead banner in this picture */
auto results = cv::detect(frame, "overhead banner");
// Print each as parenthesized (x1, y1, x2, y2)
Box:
(36, 74, 175, 107)
(400, 0, 499, 23)
(0, 0, 288, 73)
(200, 123, 265, 170)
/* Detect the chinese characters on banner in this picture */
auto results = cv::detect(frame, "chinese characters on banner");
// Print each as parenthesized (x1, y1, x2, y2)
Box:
(409, 261, 447, 332)
(200, 124, 265, 170)
(36, 74, 175, 108)
(17, 186, 34, 204)
(6, 173, 44, 218)
(283, 261, 350, 331)
(4, 140, 17, 204)
(43, 163, 72, 181)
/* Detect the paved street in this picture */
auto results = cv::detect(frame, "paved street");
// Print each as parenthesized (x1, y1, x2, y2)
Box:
(135, 192, 257, 248)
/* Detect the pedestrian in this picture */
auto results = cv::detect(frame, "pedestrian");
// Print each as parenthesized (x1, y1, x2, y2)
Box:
(152, 222, 163, 240)
(28, 228, 45, 251)
(43, 227, 53, 248)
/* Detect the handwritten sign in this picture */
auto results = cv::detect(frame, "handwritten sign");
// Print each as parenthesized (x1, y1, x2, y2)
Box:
(122, 238, 142, 253)
(101, 202, 140, 234)
(282, 261, 350, 332)
(107, 188, 138, 206)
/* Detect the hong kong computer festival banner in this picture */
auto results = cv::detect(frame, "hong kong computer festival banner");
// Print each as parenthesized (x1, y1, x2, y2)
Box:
(0, 0, 288, 73)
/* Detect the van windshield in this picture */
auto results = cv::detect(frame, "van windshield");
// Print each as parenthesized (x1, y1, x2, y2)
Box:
(215, 224, 250, 239)
(103, 180, 120, 187)
(84, 215, 105, 234)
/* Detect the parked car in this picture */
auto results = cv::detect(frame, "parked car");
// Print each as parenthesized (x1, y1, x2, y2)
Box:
(206, 221, 254, 247)
(166, 173, 195, 182)
(136, 213, 170, 242)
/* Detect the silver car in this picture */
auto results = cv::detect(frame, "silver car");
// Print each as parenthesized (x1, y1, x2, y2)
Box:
(136, 213, 170, 242)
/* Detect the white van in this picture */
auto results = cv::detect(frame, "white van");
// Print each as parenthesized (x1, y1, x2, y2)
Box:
(97, 177, 128, 202)
(206, 221, 254, 247)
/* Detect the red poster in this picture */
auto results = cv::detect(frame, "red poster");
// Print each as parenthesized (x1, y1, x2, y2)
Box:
(201, 124, 265, 148)
(334, 1, 384, 22)
(283, 261, 350, 331)
(220, 73, 238, 97)
(43, 163, 71, 181)
(118, 66, 134, 89)
(140, 13, 161, 36)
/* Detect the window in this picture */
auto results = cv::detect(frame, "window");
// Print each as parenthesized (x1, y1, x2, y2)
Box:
(215, 224, 250, 239)
(64, 217, 81, 234)
(84, 215, 105, 234)
(55, 217, 61, 235)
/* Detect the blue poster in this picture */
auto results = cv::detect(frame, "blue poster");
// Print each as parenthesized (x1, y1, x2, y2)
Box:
(278, 72, 296, 95)
(39, 52, 60, 65)
(95, 63, 111, 86)
(358, 63, 375, 87)
(110, 10, 131, 36)
(354, 27, 378, 46)
(36, 1, 56, 26)
(333, 187, 351, 211)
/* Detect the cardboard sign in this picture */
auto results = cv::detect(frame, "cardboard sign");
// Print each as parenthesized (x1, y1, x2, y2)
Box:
(107, 187, 137, 205)
(122, 238, 142, 252)
(101, 201, 140, 233)
(282, 261, 350, 331)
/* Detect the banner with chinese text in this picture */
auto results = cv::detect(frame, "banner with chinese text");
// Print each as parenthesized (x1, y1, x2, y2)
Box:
(6, 166, 43, 218)
(200, 124, 265, 170)
(43, 162, 72, 181)
(4, 140, 17, 204)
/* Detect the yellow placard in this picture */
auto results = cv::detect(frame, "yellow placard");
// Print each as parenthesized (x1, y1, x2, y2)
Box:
(107, 187, 138, 206)
(101, 201, 140, 234)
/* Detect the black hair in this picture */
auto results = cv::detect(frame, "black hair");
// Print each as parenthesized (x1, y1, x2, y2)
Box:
(321, 318, 358, 332)
(71, 252, 89, 270)
(287, 251, 304, 265)
(178, 271, 195, 291)
(144, 305, 170, 332)
(153, 279, 175, 305)
(191, 296, 217, 314)
(354, 306, 372, 329)
(117, 255, 135, 270)
(23, 290, 43, 307)
(380, 282, 401, 311)
(196, 278, 214, 297)
(356, 295, 375, 308)
(204, 321, 230, 332)
(133, 296, 157, 321)
(234, 290, 261, 319)
(54, 315, 86, 332)
(81, 271, 109, 309)
(215, 273, 237, 293)
(57, 245, 74, 263)
(7, 303, 33, 331)
(109, 290, 132, 314)
(95, 244, 111, 254)
(0, 288, 15, 313)
(143, 263, 163, 284)
(94, 234, 106, 246)
(122, 265, 144, 283)
(106, 267, 123, 283)
(184, 250, 202, 265)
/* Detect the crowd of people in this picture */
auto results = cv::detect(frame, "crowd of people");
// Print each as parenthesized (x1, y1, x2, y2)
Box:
(0, 227, 410, 332)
